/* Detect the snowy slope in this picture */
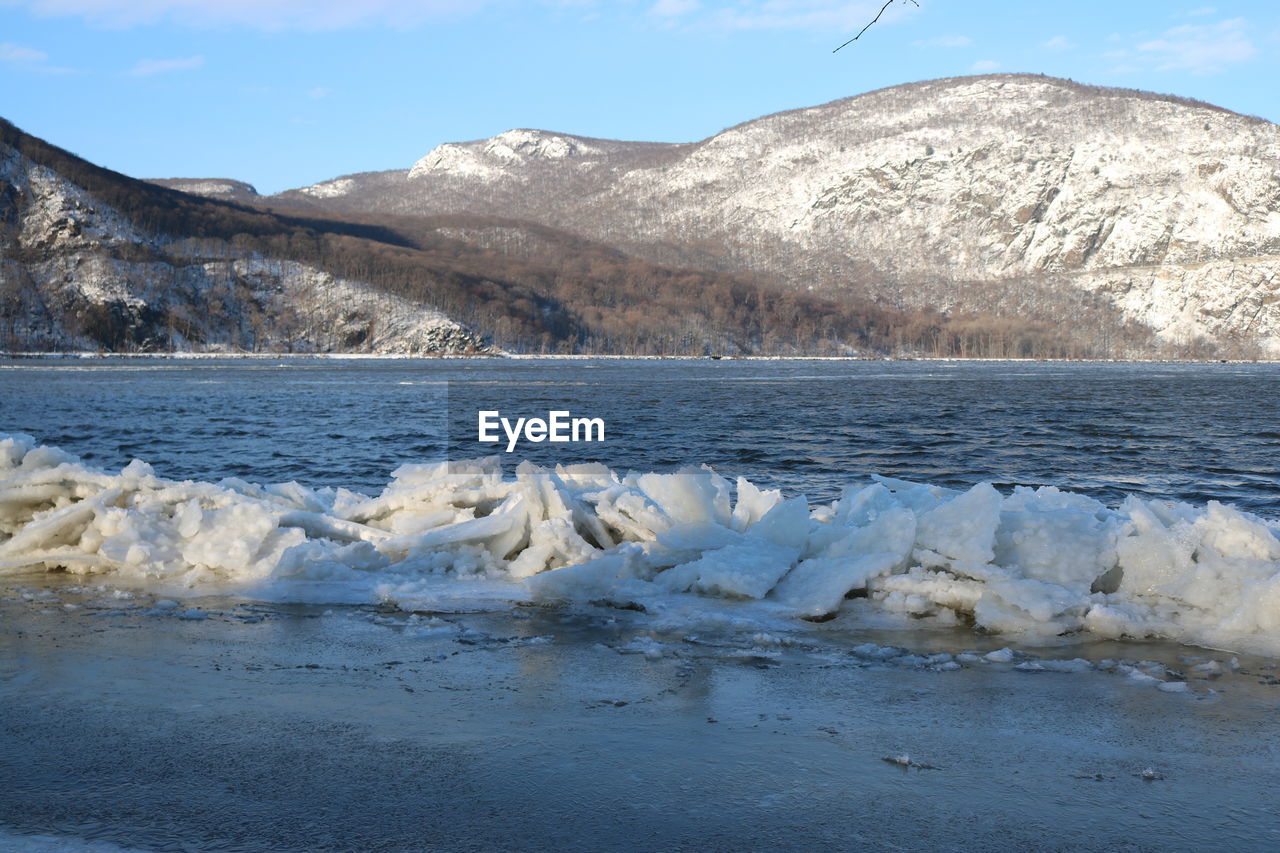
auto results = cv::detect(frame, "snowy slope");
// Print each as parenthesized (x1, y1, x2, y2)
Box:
(282, 75, 1280, 354)
(146, 177, 261, 202)
(1, 140, 484, 354)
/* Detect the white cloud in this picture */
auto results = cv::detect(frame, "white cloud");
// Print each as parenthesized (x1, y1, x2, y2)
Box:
(970, 59, 1000, 72)
(1135, 17, 1256, 73)
(1184, 6, 1217, 17)
(10, 0, 497, 30)
(1041, 35, 1073, 51)
(912, 34, 971, 48)
(8, 0, 925, 35)
(128, 54, 205, 75)
(0, 42, 48, 63)
(307, 86, 330, 99)
(0, 40, 75, 73)
(701, 1, 921, 34)
(651, 0, 700, 17)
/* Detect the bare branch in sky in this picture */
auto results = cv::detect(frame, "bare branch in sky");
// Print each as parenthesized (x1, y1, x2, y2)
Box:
(833, 0, 919, 53)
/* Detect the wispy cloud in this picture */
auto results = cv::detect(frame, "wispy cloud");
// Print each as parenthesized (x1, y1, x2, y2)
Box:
(10, 0, 925, 35)
(1135, 17, 1256, 73)
(694, 1, 921, 34)
(970, 59, 1000, 72)
(128, 54, 205, 76)
(912, 34, 971, 48)
(10, 0, 498, 30)
(651, 0, 700, 17)
(1041, 35, 1073, 51)
(0, 40, 75, 73)
(0, 42, 48, 63)
(307, 86, 331, 100)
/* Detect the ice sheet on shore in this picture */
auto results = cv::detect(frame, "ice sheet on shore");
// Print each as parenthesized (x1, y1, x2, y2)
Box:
(3, 433, 1280, 654)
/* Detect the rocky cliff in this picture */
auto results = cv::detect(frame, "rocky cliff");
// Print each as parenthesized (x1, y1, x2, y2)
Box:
(282, 75, 1280, 355)
(0, 124, 484, 354)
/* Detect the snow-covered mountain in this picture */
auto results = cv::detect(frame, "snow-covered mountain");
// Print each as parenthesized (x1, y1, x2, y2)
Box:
(280, 74, 1280, 355)
(0, 124, 484, 354)
(147, 177, 261, 203)
(8, 118, 899, 358)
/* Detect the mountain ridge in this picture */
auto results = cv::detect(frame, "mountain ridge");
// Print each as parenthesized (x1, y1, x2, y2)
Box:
(8, 116, 981, 356)
(5, 73, 1279, 357)
(264, 73, 1280, 356)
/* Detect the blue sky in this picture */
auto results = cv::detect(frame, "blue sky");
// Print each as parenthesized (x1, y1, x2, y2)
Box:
(2, 0, 1277, 193)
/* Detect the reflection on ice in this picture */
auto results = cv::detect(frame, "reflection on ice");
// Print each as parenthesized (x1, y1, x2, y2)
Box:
(3, 432, 1280, 655)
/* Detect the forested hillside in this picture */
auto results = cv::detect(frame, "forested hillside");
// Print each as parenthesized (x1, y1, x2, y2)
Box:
(276, 74, 1280, 359)
(3, 114, 1158, 356)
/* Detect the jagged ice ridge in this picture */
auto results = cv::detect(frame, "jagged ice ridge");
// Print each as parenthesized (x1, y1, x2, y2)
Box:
(3, 433, 1280, 655)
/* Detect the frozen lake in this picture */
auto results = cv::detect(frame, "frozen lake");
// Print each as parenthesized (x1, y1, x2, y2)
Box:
(2, 589, 1280, 852)
(3, 358, 1280, 850)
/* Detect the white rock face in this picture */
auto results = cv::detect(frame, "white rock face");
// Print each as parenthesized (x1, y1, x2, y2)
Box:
(308, 75, 1280, 355)
(182, 181, 244, 195)
(409, 129, 627, 180)
(0, 144, 481, 354)
(642, 77, 1280, 346)
(3, 146, 147, 253)
(298, 177, 355, 199)
(145, 178, 259, 199)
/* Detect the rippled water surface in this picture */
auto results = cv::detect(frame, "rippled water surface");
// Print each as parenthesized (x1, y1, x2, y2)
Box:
(6, 357, 1280, 853)
(4, 357, 1280, 513)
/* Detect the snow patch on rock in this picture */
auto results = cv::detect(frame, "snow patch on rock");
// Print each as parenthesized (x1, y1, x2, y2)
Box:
(1, 142, 482, 354)
(298, 178, 355, 199)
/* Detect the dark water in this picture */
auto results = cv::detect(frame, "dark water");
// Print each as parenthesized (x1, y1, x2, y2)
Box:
(6, 357, 1280, 853)
(3, 357, 1279, 514)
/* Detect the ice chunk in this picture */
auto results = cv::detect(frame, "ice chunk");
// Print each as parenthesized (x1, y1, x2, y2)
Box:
(744, 496, 811, 551)
(1039, 658, 1093, 674)
(635, 466, 732, 527)
(0, 434, 36, 470)
(874, 568, 984, 617)
(506, 516, 598, 580)
(377, 502, 521, 557)
(1114, 497, 1199, 596)
(656, 539, 798, 599)
(618, 636, 666, 659)
(655, 522, 744, 554)
(817, 506, 916, 566)
(832, 482, 899, 527)
(528, 544, 649, 602)
(5, 433, 1280, 656)
(915, 483, 1003, 566)
(732, 476, 782, 531)
(769, 552, 900, 617)
(972, 575, 1090, 634)
(995, 500, 1118, 591)
(871, 476, 956, 514)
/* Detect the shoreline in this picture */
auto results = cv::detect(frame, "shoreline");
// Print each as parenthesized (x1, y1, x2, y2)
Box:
(3, 595, 1279, 851)
(1, 351, 1276, 364)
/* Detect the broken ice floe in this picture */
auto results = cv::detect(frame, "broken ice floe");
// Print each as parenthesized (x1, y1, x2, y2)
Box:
(4, 432, 1280, 655)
